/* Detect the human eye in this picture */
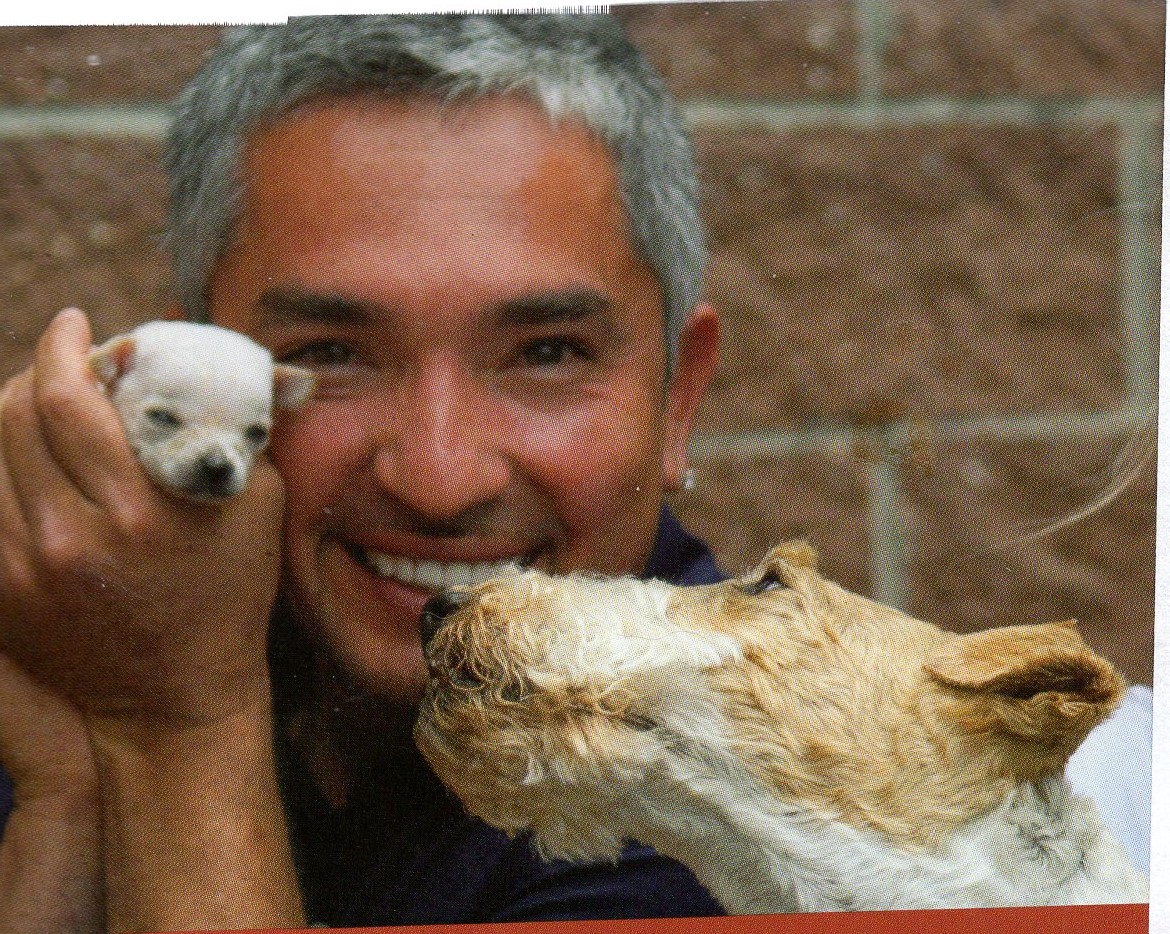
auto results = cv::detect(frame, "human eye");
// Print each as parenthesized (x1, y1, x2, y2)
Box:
(275, 338, 380, 399)
(279, 339, 358, 368)
(517, 337, 591, 370)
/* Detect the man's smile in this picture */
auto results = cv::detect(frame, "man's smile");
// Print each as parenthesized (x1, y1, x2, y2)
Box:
(352, 546, 529, 590)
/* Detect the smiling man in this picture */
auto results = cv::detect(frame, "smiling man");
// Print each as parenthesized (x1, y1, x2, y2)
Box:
(0, 15, 723, 932)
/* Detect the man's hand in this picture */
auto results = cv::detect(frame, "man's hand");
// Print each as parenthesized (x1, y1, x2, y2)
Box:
(0, 308, 305, 931)
(0, 653, 102, 934)
(0, 307, 284, 726)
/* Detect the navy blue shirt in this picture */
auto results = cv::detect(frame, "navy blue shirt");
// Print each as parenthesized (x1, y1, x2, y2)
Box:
(0, 509, 725, 926)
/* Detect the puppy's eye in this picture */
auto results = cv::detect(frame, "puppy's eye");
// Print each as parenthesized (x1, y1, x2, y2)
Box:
(145, 408, 182, 429)
(245, 424, 269, 446)
(743, 572, 785, 596)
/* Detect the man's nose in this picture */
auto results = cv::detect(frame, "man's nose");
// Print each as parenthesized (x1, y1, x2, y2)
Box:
(374, 365, 511, 519)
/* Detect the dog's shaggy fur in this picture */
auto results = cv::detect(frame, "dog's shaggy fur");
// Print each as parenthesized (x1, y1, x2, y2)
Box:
(414, 542, 1148, 914)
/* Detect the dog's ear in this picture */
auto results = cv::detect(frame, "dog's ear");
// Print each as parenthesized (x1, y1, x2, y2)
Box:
(88, 334, 137, 389)
(273, 365, 317, 410)
(924, 621, 1124, 778)
(762, 540, 818, 571)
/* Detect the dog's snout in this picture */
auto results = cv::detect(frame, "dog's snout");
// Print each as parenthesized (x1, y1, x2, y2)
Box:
(197, 453, 235, 491)
(420, 591, 468, 646)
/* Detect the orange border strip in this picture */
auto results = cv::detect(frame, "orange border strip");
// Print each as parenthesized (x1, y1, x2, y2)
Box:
(176, 903, 1147, 934)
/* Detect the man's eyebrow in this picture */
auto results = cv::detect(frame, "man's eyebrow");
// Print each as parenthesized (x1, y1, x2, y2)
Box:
(256, 287, 379, 325)
(494, 288, 612, 327)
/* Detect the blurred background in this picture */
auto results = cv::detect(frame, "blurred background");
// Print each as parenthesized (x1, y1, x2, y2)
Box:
(0, 1, 1162, 684)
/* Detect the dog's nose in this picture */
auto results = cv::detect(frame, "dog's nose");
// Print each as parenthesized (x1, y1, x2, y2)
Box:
(197, 453, 235, 491)
(420, 590, 468, 646)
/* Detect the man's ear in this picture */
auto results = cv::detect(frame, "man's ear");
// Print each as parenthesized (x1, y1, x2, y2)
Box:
(661, 303, 720, 490)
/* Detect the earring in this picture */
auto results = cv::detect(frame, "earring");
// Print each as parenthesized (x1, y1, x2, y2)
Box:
(682, 467, 696, 492)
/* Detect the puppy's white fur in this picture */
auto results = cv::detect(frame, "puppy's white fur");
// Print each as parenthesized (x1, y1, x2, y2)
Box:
(415, 544, 1148, 914)
(90, 321, 314, 501)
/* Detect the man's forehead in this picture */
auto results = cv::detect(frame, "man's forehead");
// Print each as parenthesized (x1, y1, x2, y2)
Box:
(205, 88, 665, 357)
(223, 91, 638, 288)
(240, 92, 622, 205)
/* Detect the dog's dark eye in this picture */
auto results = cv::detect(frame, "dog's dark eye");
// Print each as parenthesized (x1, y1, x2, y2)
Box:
(146, 408, 182, 429)
(620, 713, 657, 732)
(245, 424, 270, 446)
(743, 572, 785, 596)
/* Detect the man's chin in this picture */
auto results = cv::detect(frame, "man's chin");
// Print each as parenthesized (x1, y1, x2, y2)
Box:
(323, 621, 430, 708)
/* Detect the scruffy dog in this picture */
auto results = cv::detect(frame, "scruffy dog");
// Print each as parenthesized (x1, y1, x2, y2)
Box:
(414, 542, 1149, 914)
(89, 321, 315, 501)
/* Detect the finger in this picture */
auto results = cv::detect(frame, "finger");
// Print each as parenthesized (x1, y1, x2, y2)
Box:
(248, 455, 287, 515)
(0, 380, 32, 549)
(0, 379, 30, 531)
(1, 371, 100, 537)
(32, 308, 151, 508)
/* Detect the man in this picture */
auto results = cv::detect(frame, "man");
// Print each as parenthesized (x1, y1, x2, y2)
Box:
(0, 15, 724, 932)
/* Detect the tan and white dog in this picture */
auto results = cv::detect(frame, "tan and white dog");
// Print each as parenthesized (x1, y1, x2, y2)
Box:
(414, 542, 1148, 914)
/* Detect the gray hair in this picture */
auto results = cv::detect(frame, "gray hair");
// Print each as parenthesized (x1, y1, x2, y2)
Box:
(165, 13, 706, 366)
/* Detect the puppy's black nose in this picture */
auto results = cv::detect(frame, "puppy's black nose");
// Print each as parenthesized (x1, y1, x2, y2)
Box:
(197, 453, 235, 491)
(420, 591, 467, 647)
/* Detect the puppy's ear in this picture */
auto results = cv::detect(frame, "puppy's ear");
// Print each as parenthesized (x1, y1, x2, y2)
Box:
(924, 621, 1124, 778)
(88, 334, 137, 390)
(273, 364, 317, 410)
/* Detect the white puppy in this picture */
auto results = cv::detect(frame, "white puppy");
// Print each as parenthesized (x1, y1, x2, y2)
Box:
(89, 321, 315, 501)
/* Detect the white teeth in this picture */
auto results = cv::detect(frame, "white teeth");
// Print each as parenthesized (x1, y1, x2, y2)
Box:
(362, 549, 524, 590)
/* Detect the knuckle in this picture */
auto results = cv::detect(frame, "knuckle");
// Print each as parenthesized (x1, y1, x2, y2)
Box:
(0, 374, 18, 412)
(0, 546, 37, 598)
(31, 510, 103, 579)
(0, 373, 32, 423)
(109, 502, 158, 543)
(36, 527, 88, 576)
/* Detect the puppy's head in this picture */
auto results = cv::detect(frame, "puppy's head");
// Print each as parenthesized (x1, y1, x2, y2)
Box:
(90, 321, 315, 501)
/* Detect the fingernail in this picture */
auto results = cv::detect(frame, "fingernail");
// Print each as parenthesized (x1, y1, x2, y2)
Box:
(55, 307, 83, 325)
(56, 308, 94, 340)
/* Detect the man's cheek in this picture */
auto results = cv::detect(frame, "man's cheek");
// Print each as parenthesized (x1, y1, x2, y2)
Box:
(269, 404, 367, 482)
(517, 412, 662, 533)
(517, 408, 655, 484)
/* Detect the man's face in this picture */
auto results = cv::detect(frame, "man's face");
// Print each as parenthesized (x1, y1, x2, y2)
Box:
(209, 94, 715, 703)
